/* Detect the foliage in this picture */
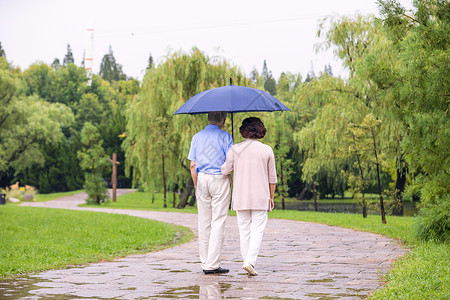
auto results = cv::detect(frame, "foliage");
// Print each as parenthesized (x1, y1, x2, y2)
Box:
(0, 41, 5, 58)
(77, 122, 109, 204)
(10, 59, 134, 193)
(63, 44, 74, 66)
(414, 196, 450, 243)
(99, 46, 127, 82)
(369, 0, 450, 239)
(0, 58, 74, 185)
(0, 205, 193, 277)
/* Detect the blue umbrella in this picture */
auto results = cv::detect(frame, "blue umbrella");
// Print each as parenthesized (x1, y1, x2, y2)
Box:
(173, 79, 290, 139)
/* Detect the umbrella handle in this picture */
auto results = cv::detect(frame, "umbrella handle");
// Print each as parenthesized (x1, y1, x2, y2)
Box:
(231, 112, 234, 141)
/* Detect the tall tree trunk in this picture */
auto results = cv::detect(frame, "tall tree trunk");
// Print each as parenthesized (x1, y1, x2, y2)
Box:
(313, 183, 318, 212)
(172, 191, 176, 208)
(280, 159, 285, 210)
(188, 191, 196, 206)
(161, 153, 167, 208)
(177, 177, 194, 208)
(371, 128, 386, 224)
(297, 184, 309, 200)
(392, 160, 407, 216)
(353, 133, 367, 218)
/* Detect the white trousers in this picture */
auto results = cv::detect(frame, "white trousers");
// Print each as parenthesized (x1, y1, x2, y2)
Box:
(236, 210, 268, 267)
(197, 172, 231, 270)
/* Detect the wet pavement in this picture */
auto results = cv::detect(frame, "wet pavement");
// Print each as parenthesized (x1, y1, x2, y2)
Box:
(2, 190, 405, 299)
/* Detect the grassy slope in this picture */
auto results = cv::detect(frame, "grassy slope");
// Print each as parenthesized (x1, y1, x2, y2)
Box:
(0, 205, 193, 278)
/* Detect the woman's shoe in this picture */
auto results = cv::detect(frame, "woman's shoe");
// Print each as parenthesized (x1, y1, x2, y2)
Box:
(243, 264, 258, 276)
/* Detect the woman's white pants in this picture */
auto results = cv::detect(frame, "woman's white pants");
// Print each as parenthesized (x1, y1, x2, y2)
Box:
(236, 210, 268, 267)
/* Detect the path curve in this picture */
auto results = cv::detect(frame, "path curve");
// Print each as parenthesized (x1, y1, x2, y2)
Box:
(3, 190, 404, 299)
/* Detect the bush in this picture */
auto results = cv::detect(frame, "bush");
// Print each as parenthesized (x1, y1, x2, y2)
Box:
(415, 197, 450, 243)
(84, 173, 109, 205)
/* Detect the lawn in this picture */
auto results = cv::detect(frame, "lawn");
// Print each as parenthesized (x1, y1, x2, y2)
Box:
(0, 205, 193, 278)
(86, 191, 448, 299)
(34, 190, 84, 202)
(81, 190, 199, 213)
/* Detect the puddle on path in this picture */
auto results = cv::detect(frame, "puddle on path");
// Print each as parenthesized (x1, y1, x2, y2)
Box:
(0, 275, 101, 299)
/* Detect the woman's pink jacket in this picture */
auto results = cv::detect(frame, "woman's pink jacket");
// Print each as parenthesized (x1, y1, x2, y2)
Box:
(221, 139, 277, 211)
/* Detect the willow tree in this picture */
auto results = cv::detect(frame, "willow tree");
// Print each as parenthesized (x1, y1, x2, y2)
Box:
(263, 72, 302, 209)
(294, 14, 402, 221)
(368, 0, 450, 240)
(293, 74, 357, 211)
(124, 48, 250, 208)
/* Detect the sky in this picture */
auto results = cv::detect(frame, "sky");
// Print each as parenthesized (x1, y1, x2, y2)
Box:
(0, 0, 414, 81)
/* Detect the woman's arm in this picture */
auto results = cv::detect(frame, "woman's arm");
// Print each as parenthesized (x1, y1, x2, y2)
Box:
(221, 148, 234, 175)
(269, 183, 276, 210)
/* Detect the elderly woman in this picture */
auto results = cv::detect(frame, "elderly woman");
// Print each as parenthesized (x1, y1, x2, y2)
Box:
(221, 117, 277, 276)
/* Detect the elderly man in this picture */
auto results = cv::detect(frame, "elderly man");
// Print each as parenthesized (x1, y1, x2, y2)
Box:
(188, 111, 233, 274)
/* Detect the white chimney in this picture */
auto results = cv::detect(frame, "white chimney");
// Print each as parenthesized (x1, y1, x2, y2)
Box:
(85, 24, 94, 86)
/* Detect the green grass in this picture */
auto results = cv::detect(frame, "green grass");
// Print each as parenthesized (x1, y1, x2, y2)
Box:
(0, 205, 193, 278)
(34, 190, 84, 202)
(268, 210, 416, 244)
(89, 191, 448, 299)
(81, 191, 199, 213)
(370, 241, 450, 299)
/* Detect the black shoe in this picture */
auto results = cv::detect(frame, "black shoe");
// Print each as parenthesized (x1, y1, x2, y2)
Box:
(203, 267, 229, 274)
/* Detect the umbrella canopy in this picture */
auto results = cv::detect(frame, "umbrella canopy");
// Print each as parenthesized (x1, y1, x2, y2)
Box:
(173, 81, 290, 140)
(173, 84, 290, 115)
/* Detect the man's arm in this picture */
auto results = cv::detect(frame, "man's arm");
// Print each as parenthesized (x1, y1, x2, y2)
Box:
(190, 161, 198, 189)
(269, 183, 276, 210)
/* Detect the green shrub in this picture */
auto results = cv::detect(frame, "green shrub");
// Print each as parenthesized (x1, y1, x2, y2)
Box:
(415, 198, 450, 243)
(84, 173, 109, 205)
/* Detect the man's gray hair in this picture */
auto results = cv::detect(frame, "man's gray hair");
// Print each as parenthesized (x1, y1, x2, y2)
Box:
(208, 111, 227, 125)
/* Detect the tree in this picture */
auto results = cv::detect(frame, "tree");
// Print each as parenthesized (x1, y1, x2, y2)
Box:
(51, 58, 61, 70)
(77, 122, 109, 204)
(0, 42, 5, 58)
(264, 72, 302, 208)
(261, 60, 277, 95)
(323, 64, 333, 76)
(0, 58, 74, 184)
(296, 14, 400, 222)
(262, 60, 269, 82)
(63, 44, 74, 66)
(370, 0, 450, 240)
(147, 53, 154, 69)
(99, 46, 126, 82)
(264, 71, 277, 95)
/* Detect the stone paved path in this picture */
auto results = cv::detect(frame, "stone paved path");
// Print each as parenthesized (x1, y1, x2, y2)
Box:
(2, 190, 405, 299)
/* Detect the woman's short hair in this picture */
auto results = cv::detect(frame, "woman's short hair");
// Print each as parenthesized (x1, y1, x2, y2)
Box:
(208, 111, 227, 125)
(239, 117, 266, 139)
